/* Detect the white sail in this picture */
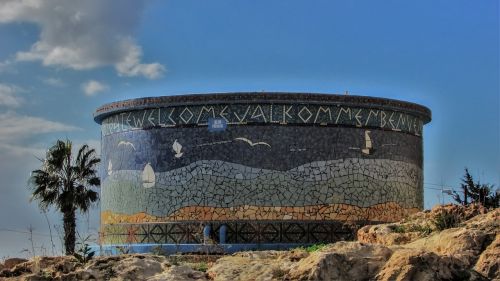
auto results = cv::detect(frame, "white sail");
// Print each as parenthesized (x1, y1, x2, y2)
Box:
(362, 130, 372, 155)
(173, 139, 183, 158)
(107, 160, 113, 176)
(142, 163, 155, 188)
(365, 130, 372, 149)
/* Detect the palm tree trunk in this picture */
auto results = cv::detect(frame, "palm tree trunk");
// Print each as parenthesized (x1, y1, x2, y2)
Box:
(63, 209, 76, 255)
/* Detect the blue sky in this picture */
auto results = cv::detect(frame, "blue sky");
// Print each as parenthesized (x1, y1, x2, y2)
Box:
(0, 0, 498, 257)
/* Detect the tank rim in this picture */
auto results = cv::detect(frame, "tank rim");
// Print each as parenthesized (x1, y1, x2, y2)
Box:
(93, 92, 431, 124)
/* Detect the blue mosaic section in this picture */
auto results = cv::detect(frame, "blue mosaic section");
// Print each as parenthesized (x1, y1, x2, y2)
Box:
(102, 126, 422, 175)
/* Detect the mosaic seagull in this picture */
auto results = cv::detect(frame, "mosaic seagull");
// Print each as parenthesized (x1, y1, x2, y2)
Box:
(234, 137, 271, 148)
(118, 140, 136, 150)
(107, 160, 113, 176)
(173, 139, 183, 158)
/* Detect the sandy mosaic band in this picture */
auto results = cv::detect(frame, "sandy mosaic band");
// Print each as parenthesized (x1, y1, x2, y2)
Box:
(102, 202, 419, 225)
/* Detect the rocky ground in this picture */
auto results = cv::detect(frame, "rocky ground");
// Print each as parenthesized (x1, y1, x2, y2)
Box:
(1, 204, 498, 280)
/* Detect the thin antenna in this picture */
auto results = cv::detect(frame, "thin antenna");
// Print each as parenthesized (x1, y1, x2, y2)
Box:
(440, 176, 444, 205)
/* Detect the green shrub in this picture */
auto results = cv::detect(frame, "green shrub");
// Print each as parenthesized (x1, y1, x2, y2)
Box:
(391, 224, 433, 235)
(433, 212, 459, 231)
(407, 224, 433, 235)
(392, 225, 406, 233)
(296, 244, 328, 253)
(73, 234, 95, 264)
(195, 262, 208, 272)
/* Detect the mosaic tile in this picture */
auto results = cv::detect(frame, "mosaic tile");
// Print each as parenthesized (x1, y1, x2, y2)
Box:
(94, 93, 431, 245)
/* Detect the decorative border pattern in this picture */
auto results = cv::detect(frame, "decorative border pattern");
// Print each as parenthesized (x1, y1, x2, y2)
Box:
(101, 221, 357, 245)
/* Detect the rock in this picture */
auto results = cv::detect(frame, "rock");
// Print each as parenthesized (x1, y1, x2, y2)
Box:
(1, 260, 32, 278)
(404, 209, 499, 268)
(357, 203, 491, 247)
(148, 265, 208, 281)
(77, 254, 172, 280)
(32, 256, 80, 275)
(0, 205, 497, 281)
(357, 224, 425, 246)
(286, 242, 393, 281)
(3, 258, 28, 269)
(474, 233, 500, 280)
(375, 248, 488, 281)
(0, 254, 207, 281)
(207, 251, 295, 281)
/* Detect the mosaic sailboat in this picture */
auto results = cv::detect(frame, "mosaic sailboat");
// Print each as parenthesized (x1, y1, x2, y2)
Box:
(142, 163, 156, 188)
(362, 130, 372, 155)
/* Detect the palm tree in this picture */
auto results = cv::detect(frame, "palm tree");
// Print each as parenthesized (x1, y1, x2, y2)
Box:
(29, 140, 100, 255)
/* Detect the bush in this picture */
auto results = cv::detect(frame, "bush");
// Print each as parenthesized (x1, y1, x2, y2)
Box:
(296, 244, 328, 253)
(392, 225, 406, 233)
(391, 224, 433, 235)
(73, 234, 95, 264)
(195, 262, 208, 272)
(433, 212, 459, 231)
(452, 168, 499, 208)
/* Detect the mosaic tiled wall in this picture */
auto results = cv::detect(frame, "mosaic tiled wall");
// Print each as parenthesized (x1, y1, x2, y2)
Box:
(96, 95, 430, 245)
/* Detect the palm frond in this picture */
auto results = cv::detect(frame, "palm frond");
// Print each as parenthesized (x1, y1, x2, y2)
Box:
(29, 139, 100, 213)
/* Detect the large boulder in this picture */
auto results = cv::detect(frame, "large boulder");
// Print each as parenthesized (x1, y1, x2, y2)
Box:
(0, 254, 208, 281)
(0, 205, 497, 280)
(474, 233, 500, 280)
(207, 251, 298, 281)
(357, 223, 425, 246)
(3, 258, 28, 270)
(375, 248, 488, 281)
(286, 242, 392, 281)
(357, 203, 490, 247)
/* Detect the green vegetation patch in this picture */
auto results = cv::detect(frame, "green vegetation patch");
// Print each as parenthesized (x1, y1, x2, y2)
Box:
(296, 243, 328, 253)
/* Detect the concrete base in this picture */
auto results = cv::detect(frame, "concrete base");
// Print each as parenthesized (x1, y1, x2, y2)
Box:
(92, 243, 310, 256)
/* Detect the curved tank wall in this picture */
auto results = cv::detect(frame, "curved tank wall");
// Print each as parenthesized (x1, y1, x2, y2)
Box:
(94, 92, 431, 247)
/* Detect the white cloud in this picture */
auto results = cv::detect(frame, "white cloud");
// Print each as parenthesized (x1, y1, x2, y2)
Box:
(81, 80, 108, 96)
(0, 142, 45, 157)
(41, 77, 65, 87)
(0, 0, 165, 79)
(0, 84, 24, 108)
(0, 111, 80, 142)
(115, 39, 165, 79)
(0, 60, 14, 73)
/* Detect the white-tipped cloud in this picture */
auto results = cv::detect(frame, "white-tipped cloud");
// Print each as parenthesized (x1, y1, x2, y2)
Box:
(0, 0, 165, 79)
(0, 84, 24, 108)
(82, 80, 108, 96)
(0, 111, 80, 142)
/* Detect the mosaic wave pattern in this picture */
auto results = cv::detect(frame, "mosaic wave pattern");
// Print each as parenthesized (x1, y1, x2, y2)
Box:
(102, 158, 422, 219)
(94, 93, 431, 245)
